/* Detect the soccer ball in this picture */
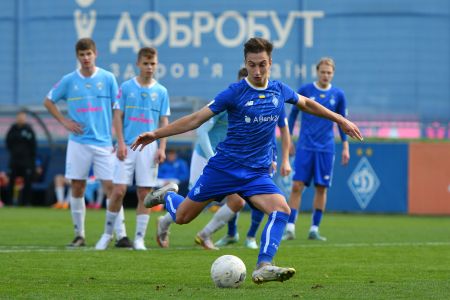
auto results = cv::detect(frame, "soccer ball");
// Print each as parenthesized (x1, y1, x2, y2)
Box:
(211, 255, 246, 288)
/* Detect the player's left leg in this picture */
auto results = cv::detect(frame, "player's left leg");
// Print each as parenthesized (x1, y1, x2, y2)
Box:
(133, 187, 152, 250)
(248, 193, 295, 284)
(308, 185, 327, 241)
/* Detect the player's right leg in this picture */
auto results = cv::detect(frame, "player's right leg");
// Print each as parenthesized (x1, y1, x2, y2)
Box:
(65, 140, 92, 247)
(213, 194, 245, 248)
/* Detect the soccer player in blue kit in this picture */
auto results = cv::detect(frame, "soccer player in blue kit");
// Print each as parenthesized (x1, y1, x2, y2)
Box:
(95, 47, 170, 250)
(283, 57, 349, 241)
(132, 38, 363, 284)
(44, 38, 128, 247)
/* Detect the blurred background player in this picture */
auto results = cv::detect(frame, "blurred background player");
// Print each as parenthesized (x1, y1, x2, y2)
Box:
(284, 57, 350, 241)
(5, 110, 37, 206)
(43, 38, 128, 247)
(51, 174, 70, 209)
(156, 148, 189, 192)
(134, 37, 362, 284)
(95, 47, 170, 251)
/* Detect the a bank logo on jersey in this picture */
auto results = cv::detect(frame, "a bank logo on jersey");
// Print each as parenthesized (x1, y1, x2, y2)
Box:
(245, 116, 251, 123)
(272, 96, 279, 107)
(348, 157, 380, 210)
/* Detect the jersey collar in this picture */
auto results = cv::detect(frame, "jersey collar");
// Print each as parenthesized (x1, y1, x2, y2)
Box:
(77, 67, 99, 79)
(133, 77, 157, 89)
(313, 81, 332, 91)
(245, 77, 269, 90)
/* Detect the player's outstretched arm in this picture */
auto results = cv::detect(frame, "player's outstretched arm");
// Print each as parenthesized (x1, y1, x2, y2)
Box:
(131, 106, 215, 151)
(296, 94, 363, 141)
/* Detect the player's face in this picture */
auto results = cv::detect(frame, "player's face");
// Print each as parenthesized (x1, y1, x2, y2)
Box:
(245, 51, 272, 87)
(317, 64, 334, 88)
(137, 56, 158, 80)
(77, 49, 97, 70)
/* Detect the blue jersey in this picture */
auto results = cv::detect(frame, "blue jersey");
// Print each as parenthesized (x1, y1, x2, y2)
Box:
(289, 82, 347, 153)
(272, 108, 287, 162)
(208, 78, 298, 169)
(115, 77, 170, 145)
(47, 68, 118, 146)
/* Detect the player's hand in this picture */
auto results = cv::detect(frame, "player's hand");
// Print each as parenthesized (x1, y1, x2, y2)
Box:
(280, 159, 292, 177)
(131, 132, 157, 151)
(341, 149, 350, 165)
(116, 141, 127, 161)
(155, 148, 166, 164)
(339, 118, 363, 141)
(62, 118, 83, 135)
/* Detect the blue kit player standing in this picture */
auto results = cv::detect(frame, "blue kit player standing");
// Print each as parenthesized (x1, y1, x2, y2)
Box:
(132, 38, 363, 284)
(284, 57, 350, 241)
(95, 47, 170, 251)
(44, 38, 128, 247)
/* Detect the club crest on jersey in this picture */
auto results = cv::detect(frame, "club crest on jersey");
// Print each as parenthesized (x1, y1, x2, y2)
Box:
(194, 186, 201, 196)
(96, 82, 103, 90)
(272, 96, 279, 107)
(330, 97, 336, 106)
(151, 92, 158, 101)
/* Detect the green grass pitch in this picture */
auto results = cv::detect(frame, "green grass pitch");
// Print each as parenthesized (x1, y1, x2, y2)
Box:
(0, 207, 449, 299)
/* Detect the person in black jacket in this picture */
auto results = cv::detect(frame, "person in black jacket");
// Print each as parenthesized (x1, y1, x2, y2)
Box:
(5, 110, 37, 206)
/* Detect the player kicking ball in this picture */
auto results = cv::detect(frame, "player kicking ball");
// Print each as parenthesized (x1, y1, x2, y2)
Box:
(132, 37, 363, 284)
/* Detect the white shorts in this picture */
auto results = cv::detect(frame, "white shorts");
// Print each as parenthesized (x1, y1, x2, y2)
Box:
(112, 143, 158, 187)
(189, 150, 208, 189)
(65, 140, 115, 180)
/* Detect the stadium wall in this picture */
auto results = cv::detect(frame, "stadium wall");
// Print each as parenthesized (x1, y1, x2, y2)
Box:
(0, 0, 449, 124)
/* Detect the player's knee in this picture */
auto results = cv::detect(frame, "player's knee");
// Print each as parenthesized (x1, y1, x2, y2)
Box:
(175, 212, 192, 225)
(227, 199, 245, 212)
(291, 181, 304, 193)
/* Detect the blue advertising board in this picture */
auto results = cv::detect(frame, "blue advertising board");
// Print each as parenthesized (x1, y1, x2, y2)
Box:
(274, 142, 408, 213)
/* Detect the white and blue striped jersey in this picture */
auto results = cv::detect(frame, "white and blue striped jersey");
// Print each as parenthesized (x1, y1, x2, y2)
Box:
(47, 67, 118, 146)
(288, 82, 347, 153)
(208, 78, 298, 169)
(115, 77, 171, 145)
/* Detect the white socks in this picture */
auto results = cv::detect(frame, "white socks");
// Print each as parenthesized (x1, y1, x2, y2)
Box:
(104, 210, 119, 236)
(135, 214, 150, 241)
(286, 223, 295, 232)
(200, 204, 235, 237)
(55, 186, 65, 203)
(70, 196, 86, 237)
(106, 199, 127, 239)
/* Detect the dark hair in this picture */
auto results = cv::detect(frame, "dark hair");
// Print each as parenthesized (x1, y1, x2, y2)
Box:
(138, 47, 157, 61)
(75, 38, 96, 53)
(237, 68, 248, 80)
(244, 37, 273, 59)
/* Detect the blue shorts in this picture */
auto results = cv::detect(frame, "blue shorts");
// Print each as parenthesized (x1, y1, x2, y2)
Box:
(188, 154, 283, 202)
(292, 148, 335, 187)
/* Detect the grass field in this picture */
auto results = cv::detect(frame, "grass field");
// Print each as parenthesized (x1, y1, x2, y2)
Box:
(0, 207, 449, 299)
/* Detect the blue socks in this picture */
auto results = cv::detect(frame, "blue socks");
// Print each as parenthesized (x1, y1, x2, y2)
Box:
(165, 192, 184, 221)
(258, 211, 289, 265)
(247, 209, 264, 238)
(227, 213, 239, 237)
(287, 208, 298, 224)
(312, 209, 323, 227)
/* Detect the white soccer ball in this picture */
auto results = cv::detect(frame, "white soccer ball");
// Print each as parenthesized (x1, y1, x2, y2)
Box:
(211, 255, 247, 288)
